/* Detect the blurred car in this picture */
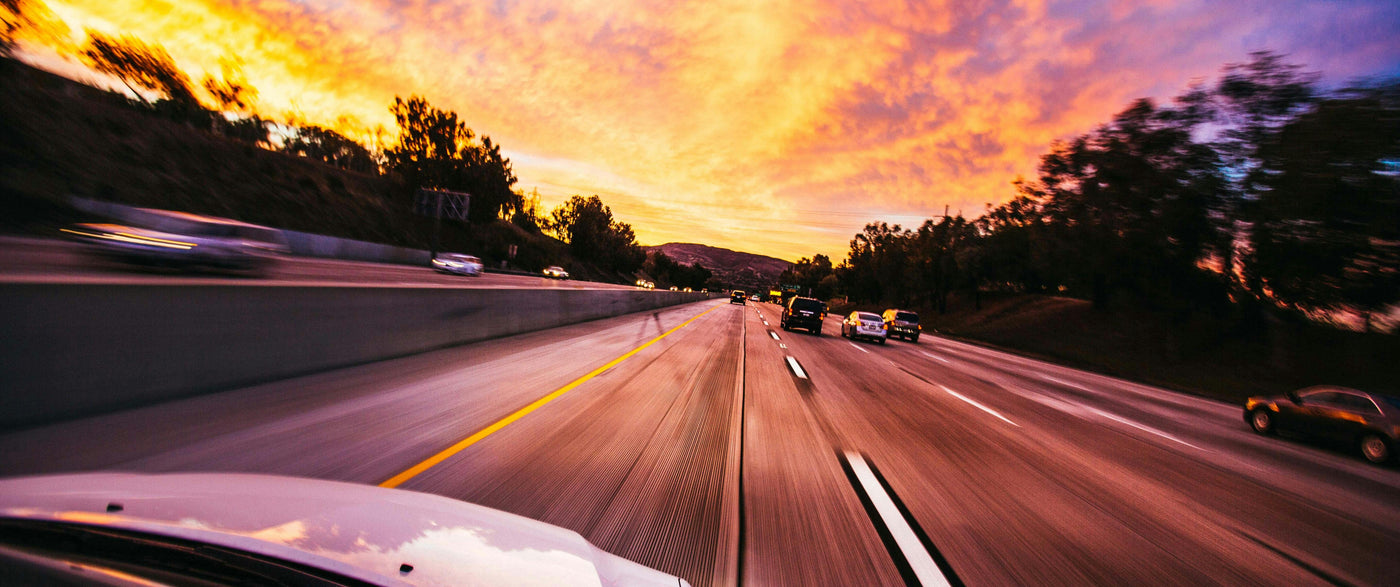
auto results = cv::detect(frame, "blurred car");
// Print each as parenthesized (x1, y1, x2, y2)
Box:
(62, 208, 288, 274)
(730, 290, 746, 304)
(543, 266, 570, 279)
(780, 296, 826, 335)
(432, 252, 483, 276)
(683, 287, 692, 293)
(882, 309, 922, 342)
(750, 295, 759, 302)
(669, 286, 678, 291)
(842, 311, 888, 344)
(0, 473, 689, 586)
(1244, 386, 1399, 464)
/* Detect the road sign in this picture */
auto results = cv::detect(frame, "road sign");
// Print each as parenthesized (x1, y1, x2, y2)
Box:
(414, 189, 471, 221)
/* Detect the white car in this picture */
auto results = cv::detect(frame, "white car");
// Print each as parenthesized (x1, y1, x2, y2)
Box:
(432, 252, 483, 276)
(0, 473, 689, 586)
(842, 311, 888, 344)
(543, 266, 570, 279)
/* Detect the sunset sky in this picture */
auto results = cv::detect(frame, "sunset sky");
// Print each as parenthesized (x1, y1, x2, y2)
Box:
(29, 0, 1400, 261)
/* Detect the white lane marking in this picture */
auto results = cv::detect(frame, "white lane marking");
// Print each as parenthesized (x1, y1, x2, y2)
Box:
(844, 452, 953, 587)
(1084, 406, 1205, 451)
(849, 342, 869, 353)
(786, 356, 808, 379)
(779, 343, 787, 349)
(769, 331, 780, 340)
(939, 385, 1019, 427)
(920, 351, 950, 364)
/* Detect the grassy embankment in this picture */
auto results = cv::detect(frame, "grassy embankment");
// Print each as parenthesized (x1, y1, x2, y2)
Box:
(0, 59, 629, 281)
(836, 293, 1398, 405)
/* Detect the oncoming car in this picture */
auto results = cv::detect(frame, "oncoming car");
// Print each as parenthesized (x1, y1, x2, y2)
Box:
(1245, 386, 1399, 464)
(842, 311, 887, 344)
(0, 473, 690, 586)
(543, 266, 570, 279)
(431, 252, 483, 276)
(62, 208, 288, 275)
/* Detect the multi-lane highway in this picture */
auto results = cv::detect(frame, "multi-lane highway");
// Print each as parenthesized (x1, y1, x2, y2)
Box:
(1, 298, 1397, 586)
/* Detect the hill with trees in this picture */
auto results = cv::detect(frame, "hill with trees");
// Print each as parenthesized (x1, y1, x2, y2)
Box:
(644, 243, 791, 291)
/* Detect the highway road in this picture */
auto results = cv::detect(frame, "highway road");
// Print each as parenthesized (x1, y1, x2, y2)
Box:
(1, 298, 1397, 586)
(0, 236, 635, 289)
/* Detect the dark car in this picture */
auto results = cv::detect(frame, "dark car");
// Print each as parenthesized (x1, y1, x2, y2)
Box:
(780, 296, 826, 335)
(731, 290, 746, 304)
(1245, 386, 1399, 464)
(882, 309, 921, 342)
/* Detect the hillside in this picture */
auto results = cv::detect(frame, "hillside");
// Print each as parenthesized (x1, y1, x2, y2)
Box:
(645, 242, 790, 291)
(910, 293, 1400, 403)
(0, 59, 610, 279)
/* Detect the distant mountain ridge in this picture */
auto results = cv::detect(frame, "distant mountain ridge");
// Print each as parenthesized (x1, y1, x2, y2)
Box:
(644, 243, 790, 290)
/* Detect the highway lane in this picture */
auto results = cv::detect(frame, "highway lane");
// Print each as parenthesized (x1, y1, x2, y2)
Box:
(0, 236, 636, 289)
(1, 296, 1397, 585)
(761, 302, 1400, 585)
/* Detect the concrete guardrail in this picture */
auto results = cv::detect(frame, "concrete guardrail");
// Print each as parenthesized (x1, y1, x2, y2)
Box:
(0, 283, 712, 429)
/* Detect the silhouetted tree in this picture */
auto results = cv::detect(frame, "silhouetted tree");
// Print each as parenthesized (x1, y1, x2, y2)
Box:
(284, 124, 377, 174)
(80, 31, 197, 107)
(1244, 82, 1400, 331)
(549, 195, 645, 274)
(201, 57, 257, 113)
(384, 95, 517, 222)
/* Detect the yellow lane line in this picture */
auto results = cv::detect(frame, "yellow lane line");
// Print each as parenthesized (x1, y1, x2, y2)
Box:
(379, 302, 723, 488)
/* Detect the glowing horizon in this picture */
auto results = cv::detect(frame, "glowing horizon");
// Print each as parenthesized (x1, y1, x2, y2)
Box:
(27, 0, 1400, 262)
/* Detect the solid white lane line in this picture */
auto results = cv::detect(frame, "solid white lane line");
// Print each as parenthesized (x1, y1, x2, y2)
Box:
(769, 331, 780, 340)
(845, 452, 953, 587)
(920, 351, 950, 364)
(940, 385, 1019, 427)
(850, 342, 870, 353)
(1086, 407, 1205, 451)
(786, 356, 808, 379)
(779, 343, 787, 349)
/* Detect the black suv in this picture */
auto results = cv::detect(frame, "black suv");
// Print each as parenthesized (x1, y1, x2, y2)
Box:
(882, 309, 921, 342)
(781, 296, 826, 335)
(730, 290, 746, 304)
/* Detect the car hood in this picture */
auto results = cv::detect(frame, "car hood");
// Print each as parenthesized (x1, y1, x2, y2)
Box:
(0, 473, 684, 587)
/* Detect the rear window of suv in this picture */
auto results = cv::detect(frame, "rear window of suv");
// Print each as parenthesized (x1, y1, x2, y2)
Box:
(895, 312, 918, 323)
(790, 298, 823, 312)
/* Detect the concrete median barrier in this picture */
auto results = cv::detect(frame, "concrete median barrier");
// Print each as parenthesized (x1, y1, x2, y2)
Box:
(0, 283, 711, 428)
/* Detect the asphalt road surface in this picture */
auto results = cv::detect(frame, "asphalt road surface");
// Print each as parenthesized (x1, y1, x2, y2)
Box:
(0, 236, 634, 289)
(1, 299, 1397, 586)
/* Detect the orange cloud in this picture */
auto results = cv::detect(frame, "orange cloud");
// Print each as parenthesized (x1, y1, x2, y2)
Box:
(41, 0, 1400, 261)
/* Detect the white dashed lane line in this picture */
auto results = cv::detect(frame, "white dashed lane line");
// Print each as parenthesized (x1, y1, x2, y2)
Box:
(786, 356, 808, 379)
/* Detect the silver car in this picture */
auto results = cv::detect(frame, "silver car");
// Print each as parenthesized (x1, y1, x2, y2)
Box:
(63, 208, 287, 274)
(842, 311, 888, 344)
(432, 252, 484, 276)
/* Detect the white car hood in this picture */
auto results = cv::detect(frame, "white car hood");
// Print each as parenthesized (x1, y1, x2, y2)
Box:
(0, 473, 684, 587)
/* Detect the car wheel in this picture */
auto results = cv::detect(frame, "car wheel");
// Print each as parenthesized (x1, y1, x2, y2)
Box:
(878, 338, 886, 345)
(1249, 409, 1275, 435)
(911, 334, 919, 343)
(813, 326, 822, 336)
(1360, 434, 1391, 464)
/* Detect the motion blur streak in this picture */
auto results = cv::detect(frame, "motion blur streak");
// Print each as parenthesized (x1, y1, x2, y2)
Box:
(378, 303, 721, 489)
